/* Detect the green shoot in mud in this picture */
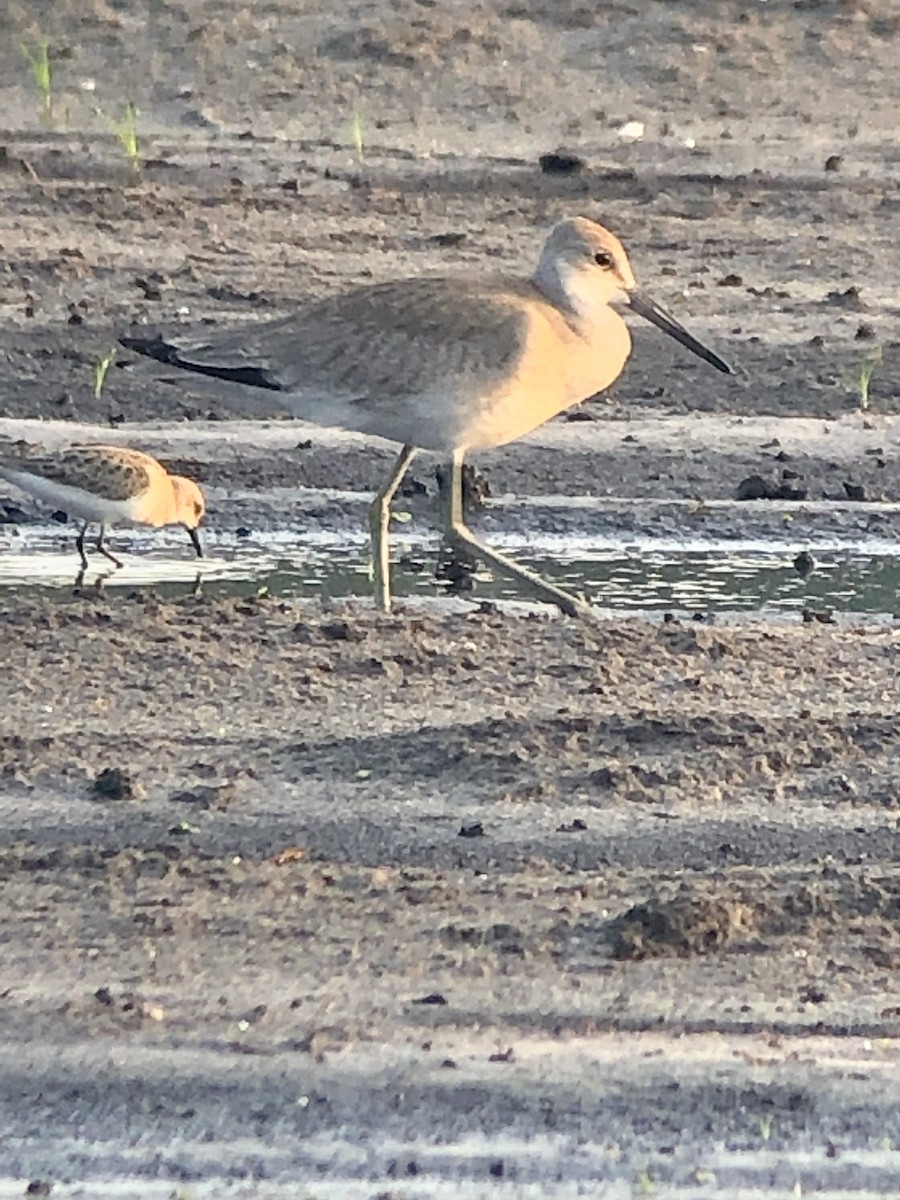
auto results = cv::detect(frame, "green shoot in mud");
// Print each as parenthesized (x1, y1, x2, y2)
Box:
(19, 38, 52, 123)
(856, 344, 883, 412)
(94, 347, 117, 399)
(352, 109, 365, 163)
(110, 102, 141, 174)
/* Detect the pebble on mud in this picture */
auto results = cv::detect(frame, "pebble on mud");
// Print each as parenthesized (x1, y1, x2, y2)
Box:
(802, 608, 836, 625)
(428, 231, 467, 248)
(538, 151, 585, 175)
(292, 619, 366, 644)
(488, 1047, 515, 1063)
(793, 551, 816, 578)
(557, 818, 588, 832)
(458, 821, 485, 838)
(735, 473, 808, 501)
(90, 766, 139, 801)
(169, 783, 236, 811)
(824, 285, 866, 310)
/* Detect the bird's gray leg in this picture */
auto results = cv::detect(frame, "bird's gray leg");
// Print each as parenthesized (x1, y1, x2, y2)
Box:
(440, 449, 594, 619)
(368, 444, 417, 612)
(95, 525, 124, 568)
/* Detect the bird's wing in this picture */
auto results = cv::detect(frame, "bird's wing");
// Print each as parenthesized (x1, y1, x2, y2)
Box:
(122, 277, 530, 404)
(0, 446, 155, 501)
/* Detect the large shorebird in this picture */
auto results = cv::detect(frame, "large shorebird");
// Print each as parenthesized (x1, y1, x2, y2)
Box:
(0, 444, 205, 568)
(121, 217, 731, 616)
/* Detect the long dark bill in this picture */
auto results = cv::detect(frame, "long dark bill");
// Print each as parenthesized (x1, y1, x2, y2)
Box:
(187, 526, 204, 558)
(628, 290, 733, 375)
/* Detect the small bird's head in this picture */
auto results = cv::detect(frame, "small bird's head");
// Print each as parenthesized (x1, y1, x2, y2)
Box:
(171, 475, 206, 557)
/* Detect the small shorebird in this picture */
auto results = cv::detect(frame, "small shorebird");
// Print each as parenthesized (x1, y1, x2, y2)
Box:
(121, 216, 732, 616)
(0, 444, 206, 568)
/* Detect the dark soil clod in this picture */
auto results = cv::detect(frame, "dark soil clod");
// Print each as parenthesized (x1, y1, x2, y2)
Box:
(90, 767, 136, 801)
(458, 821, 485, 838)
(735, 473, 808, 501)
(538, 151, 585, 175)
(610, 888, 757, 960)
(793, 550, 816, 578)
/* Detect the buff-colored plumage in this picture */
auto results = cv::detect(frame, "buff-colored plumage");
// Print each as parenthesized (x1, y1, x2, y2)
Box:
(0, 444, 205, 568)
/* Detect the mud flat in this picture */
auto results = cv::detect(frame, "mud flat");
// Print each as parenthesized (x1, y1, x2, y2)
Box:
(1, 0, 899, 1193)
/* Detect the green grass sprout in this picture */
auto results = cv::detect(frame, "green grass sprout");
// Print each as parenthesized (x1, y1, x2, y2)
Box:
(110, 102, 140, 173)
(633, 1169, 656, 1196)
(20, 38, 52, 123)
(856, 344, 882, 412)
(94, 347, 117, 399)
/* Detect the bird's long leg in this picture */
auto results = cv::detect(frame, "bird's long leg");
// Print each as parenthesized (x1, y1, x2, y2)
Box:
(440, 448, 594, 619)
(75, 523, 90, 570)
(368, 444, 417, 612)
(95, 525, 124, 568)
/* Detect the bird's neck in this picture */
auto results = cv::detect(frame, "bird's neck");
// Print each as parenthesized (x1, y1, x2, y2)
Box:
(530, 256, 576, 316)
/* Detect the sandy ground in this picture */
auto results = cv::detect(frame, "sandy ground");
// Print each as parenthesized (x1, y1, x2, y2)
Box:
(1, 0, 900, 1194)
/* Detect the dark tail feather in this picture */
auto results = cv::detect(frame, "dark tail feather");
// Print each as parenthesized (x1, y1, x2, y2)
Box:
(119, 335, 283, 392)
(119, 334, 181, 365)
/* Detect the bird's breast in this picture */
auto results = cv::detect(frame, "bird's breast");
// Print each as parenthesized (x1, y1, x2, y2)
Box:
(457, 301, 632, 452)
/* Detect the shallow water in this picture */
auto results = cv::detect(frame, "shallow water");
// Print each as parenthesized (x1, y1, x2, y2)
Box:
(1, 524, 899, 617)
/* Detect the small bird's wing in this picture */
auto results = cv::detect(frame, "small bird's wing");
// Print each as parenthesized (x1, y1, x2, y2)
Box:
(0, 446, 156, 502)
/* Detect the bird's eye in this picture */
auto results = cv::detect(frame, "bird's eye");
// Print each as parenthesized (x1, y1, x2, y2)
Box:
(593, 251, 615, 269)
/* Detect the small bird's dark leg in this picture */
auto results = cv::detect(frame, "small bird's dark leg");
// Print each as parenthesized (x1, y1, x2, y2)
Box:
(95, 525, 124, 568)
(440, 449, 594, 619)
(187, 526, 203, 558)
(368, 444, 417, 612)
(75, 523, 90, 569)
